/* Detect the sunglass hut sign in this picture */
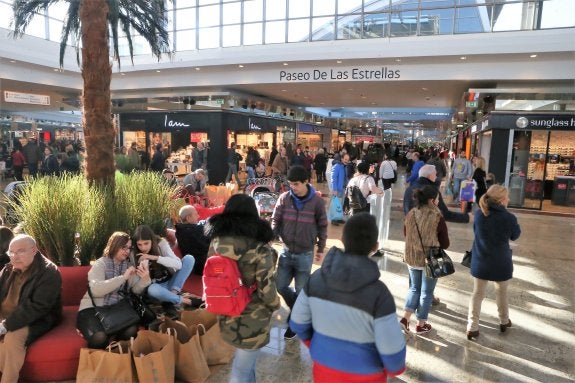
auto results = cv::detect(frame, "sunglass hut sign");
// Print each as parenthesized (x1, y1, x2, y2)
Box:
(280, 66, 400, 82)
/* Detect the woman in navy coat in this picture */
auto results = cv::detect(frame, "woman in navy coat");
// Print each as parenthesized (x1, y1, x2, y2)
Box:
(466, 185, 521, 340)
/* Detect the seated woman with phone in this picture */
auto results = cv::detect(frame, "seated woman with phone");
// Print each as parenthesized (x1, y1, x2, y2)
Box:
(132, 225, 196, 319)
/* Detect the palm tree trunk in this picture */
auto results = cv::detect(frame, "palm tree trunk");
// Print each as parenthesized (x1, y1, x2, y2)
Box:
(80, 0, 115, 187)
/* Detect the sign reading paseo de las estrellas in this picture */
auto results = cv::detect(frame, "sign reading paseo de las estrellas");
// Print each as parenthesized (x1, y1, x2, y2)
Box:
(279, 66, 401, 82)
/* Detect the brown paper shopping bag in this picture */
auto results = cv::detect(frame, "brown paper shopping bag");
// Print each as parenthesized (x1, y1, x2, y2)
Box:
(132, 330, 175, 383)
(76, 341, 137, 383)
(160, 318, 211, 383)
(197, 323, 236, 366)
(180, 307, 218, 329)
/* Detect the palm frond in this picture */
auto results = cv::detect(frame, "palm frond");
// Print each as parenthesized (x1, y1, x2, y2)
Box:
(116, 0, 171, 60)
(12, 0, 58, 36)
(59, 0, 80, 67)
(108, 0, 121, 64)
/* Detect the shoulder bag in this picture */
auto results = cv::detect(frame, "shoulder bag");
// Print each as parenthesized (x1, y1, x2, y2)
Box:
(384, 161, 397, 183)
(414, 217, 455, 278)
(88, 284, 141, 335)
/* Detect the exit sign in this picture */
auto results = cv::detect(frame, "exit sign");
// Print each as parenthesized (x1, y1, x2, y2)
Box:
(466, 101, 478, 108)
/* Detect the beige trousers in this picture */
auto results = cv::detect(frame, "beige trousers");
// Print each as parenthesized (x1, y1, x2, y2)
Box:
(0, 326, 29, 383)
(467, 278, 510, 332)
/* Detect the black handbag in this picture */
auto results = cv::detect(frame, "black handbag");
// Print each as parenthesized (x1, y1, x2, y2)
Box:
(129, 292, 157, 326)
(414, 218, 455, 279)
(88, 285, 141, 335)
(461, 250, 472, 268)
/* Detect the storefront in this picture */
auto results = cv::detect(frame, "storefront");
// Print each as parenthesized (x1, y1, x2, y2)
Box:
(119, 111, 293, 183)
(474, 111, 575, 213)
(296, 123, 330, 157)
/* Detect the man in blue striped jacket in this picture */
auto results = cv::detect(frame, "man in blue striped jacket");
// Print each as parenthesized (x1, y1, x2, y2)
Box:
(290, 213, 406, 382)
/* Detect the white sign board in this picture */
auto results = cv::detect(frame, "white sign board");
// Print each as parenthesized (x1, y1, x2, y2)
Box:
(195, 99, 224, 107)
(4, 91, 50, 106)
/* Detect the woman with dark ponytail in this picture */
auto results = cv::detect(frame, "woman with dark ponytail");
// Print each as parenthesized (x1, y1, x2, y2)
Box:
(400, 185, 450, 334)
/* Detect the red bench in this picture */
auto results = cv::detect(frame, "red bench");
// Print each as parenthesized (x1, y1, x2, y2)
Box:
(20, 266, 90, 382)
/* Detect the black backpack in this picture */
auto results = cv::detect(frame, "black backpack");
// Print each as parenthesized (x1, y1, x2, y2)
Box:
(348, 185, 367, 210)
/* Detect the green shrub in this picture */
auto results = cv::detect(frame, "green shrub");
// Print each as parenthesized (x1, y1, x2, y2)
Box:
(9, 172, 176, 266)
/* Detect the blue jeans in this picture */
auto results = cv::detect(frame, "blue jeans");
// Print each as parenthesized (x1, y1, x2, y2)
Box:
(404, 267, 438, 321)
(147, 255, 195, 305)
(276, 249, 314, 310)
(229, 348, 260, 383)
(226, 163, 241, 184)
(453, 178, 464, 200)
(247, 166, 255, 179)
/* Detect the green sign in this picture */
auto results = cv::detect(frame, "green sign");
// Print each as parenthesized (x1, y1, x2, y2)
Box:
(466, 101, 478, 108)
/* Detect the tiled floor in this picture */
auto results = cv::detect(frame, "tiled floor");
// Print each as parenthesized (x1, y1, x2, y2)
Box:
(4, 173, 572, 382)
(208, 174, 575, 383)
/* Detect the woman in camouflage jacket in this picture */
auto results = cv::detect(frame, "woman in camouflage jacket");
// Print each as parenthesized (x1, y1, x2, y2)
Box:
(205, 194, 280, 382)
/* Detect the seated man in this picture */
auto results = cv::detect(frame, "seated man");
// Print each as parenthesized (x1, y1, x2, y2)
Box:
(182, 168, 207, 197)
(161, 168, 178, 187)
(175, 205, 210, 275)
(0, 234, 62, 382)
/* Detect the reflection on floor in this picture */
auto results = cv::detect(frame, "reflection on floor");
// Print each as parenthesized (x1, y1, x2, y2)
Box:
(208, 175, 575, 383)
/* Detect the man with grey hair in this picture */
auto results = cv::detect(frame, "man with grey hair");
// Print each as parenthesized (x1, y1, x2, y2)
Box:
(182, 168, 207, 197)
(174, 205, 209, 275)
(0, 234, 62, 382)
(403, 164, 469, 223)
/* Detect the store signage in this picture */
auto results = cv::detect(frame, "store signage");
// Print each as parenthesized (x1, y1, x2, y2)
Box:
(489, 113, 575, 131)
(248, 118, 261, 131)
(5, 91, 50, 105)
(190, 132, 203, 142)
(196, 99, 224, 107)
(354, 135, 374, 143)
(279, 66, 400, 82)
(466, 101, 478, 108)
(516, 116, 575, 129)
(164, 115, 190, 128)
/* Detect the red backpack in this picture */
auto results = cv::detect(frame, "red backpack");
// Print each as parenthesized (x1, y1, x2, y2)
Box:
(202, 254, 256, 316)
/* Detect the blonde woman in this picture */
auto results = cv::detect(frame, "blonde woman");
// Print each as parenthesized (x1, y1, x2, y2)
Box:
(466, 185, 521, 340)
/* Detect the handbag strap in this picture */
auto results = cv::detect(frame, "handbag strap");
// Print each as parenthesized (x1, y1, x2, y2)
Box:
(87, 282, 128, 308)
(413, 215, 427, 255)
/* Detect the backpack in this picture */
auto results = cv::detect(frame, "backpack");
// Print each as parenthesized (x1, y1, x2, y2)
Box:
(202, 254, 256, 316)
(348, 177, 368, 210)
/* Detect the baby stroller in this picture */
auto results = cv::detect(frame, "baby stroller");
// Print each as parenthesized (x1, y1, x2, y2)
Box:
(244, 178, 279, 221)
(3, 181, 28, 226)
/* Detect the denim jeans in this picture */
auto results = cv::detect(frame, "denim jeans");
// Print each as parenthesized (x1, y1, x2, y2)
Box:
(147, 255, 195, 305)
(453, 178, 464, 200)
(404, 267, 438, 321)
(246, 166, 255, 179)
(229, 348, 260, 383)
(226, 163, 241, 184)
(276, 248, 314, 310)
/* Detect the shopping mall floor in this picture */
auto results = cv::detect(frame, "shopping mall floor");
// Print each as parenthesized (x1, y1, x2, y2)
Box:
(2, 173, 573, 383)
(206, 173, 575, 383)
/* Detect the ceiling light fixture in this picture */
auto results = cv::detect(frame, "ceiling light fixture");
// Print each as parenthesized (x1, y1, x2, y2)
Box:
(283, 63, 288, 66)
(460, 56, 467, 60)
(336, 60, 342, 64)
(195, 67, 201, 70)
(156, 70, 161, 72)
(530, 54, 538, 58)
(238, 64, 244, 68)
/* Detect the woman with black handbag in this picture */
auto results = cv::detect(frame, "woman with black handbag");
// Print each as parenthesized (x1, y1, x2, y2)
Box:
(400, 186, 450, 334)
(76, 232, 151, 349)
(466, 185, 521, 340)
